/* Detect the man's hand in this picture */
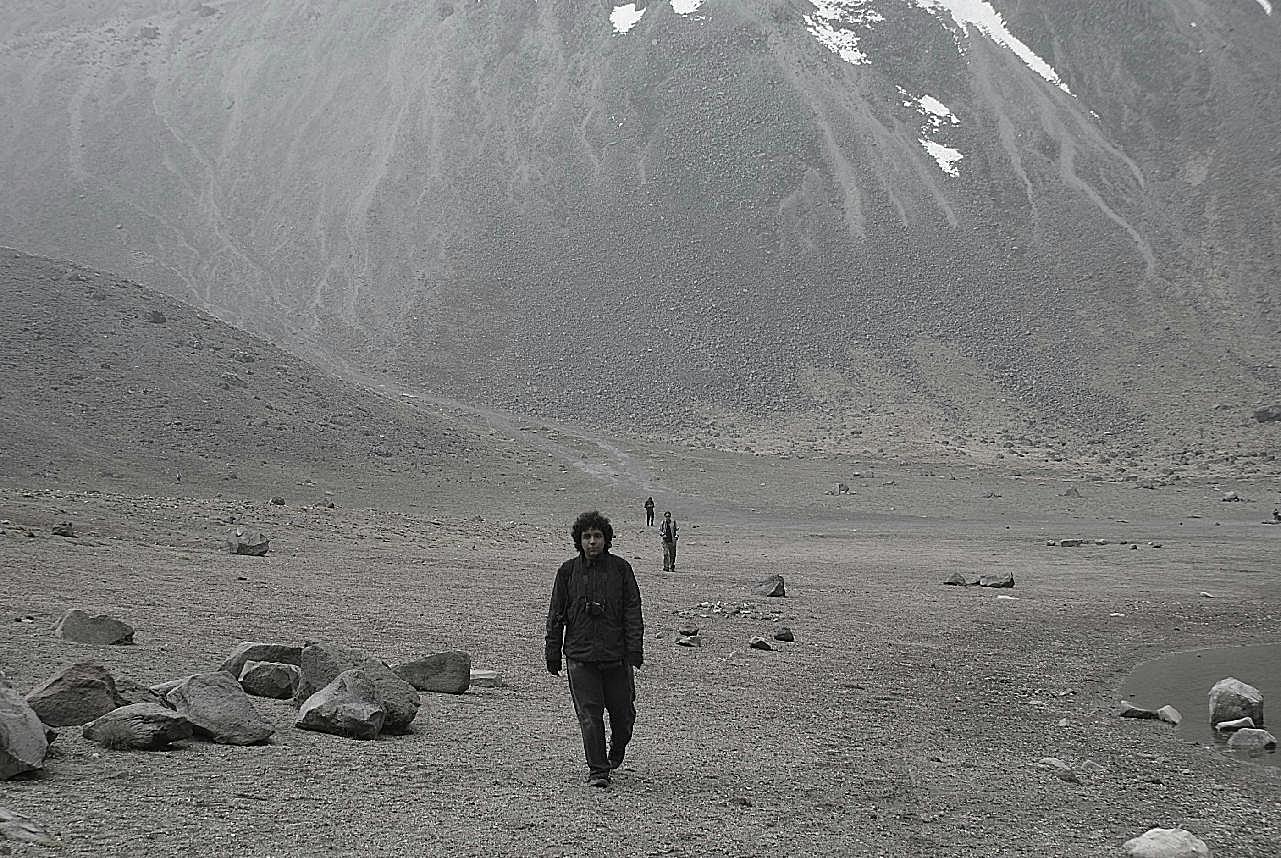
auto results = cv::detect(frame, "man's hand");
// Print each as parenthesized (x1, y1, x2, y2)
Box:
(547, 660, 561, 676)
(628, 653, 643, 669)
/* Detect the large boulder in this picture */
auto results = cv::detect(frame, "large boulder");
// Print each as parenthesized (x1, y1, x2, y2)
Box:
(296, 670, 386, 740)
(114, 678, 165, 707)
(52, 609, 134, 645)
(83, 703, 193, 750)
(978, 572, 1015, 588)
(219, 642, 303, 679)
(1121, 827, 1211, 857)
(1226, 728, 1277, 752)
(239, 661, 301, 699)
(225, 527, 270, 556)
(164, 672, 274, 745)
(0, 680, 48, 779)
(25, 662, 126, 727)
(392, 651, 471, 694)
(294, 642, 420, 733)
(1208, 677, 1263, 726)
(751, 575, 786, 597)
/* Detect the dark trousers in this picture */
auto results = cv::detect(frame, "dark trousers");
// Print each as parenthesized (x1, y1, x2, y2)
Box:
(663, 540, 677, 571)
(566, 659, 635, 778)
(645, 509, 654, 526)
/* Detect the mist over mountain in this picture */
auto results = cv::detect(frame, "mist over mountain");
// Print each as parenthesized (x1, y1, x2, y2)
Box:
(1, 0, 1278, 455)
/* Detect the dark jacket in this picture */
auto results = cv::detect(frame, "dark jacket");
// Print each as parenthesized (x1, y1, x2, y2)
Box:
(545, 551, 643, 669)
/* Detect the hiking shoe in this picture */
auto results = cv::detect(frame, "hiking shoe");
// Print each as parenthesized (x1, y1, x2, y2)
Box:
(588, 775, 611, 789)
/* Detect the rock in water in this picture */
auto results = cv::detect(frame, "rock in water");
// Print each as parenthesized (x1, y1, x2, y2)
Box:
(1213, 716, 1255, 732)
(0, 680, 48, 779)
(83, 703, 193, 750)
(219, 642, 303, 679)
(1117, 700, 1161, 720)
(1226, 728, 1277, 751)
(294, 642, 420, 733)
(225, 527, 270, 556)
(1121, 827, 1211, 857)
(25, 662, 126, 727)
(52, 609, 134, 645)
(296, 669, 386, 740)
(752, 575, 786, 597)
(164, 672, 274, 745)
(392, 651, 471, 694)
(1156, 705, 1182, 726)
(1208, 677, 1263, 726)
(239, 661, 301, 699)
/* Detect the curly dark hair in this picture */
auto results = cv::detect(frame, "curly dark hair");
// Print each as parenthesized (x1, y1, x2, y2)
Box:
(571, 510, 613, 553)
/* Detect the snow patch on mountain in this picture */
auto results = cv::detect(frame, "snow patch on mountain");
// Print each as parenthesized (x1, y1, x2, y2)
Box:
(1255, 0, 1273, 15)
(913, 0, 1072, 94)
(900, 87, 963, 176)
(611, 3, 646, 34)
(804, 1, 884, 65)
(671, 0, 705, 14)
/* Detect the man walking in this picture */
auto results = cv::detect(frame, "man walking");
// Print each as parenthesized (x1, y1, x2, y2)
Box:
(659, 510, 678, 572)
(644, 496, 655, 527)
(546, 510, 645, 788)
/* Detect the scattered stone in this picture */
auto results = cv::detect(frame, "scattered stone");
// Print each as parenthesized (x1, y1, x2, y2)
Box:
(1058, 538, 1084, 548)
(942, 572, 969, 586)
(978, 572, 1015, 588)
(676, 623, 700, 637)
(1036, 757, 1081, 783)
(25, 662, 126, 727)
(1213, 716, 1255, 732)
(1252, 404, 1281, 422)
(225, 527, 270, 556)
(0, 681, 48, 779)
(294, 642, 419, 733)
(52, 609, 134, 645)
(468, 669, 505, 688)
(219, 642, 303, 679)
(1118, 700, 1161, 720)
(675, 635, 702, 647)
(1221, 491, 1241, 502)
(1062, 487, 1082, 498)
(773, 626, 794, 642)
(1199, 591, 1214, 599)
(392, 651, 471, 694)
(164, 672, 274, 745)
(1156, 705, 1182, 726)
(748, 637, 774, 651)
(1226, 728, 1277, 751)
(82, 703, 193, 750)
(50, 521, 75, 537)
(1208, 677, 1263, 726)
(239, 661, 301, 699)
(752, 575, 786, 598)
(1122, 828, 1210, 858)
(145, 309, 167, 324)
(269, 496, 285, 505)
(0, 806, 55, 845)
(296, 669, 385, 740)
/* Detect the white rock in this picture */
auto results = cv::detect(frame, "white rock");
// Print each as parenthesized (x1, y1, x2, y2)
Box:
(1208, 677, 1263, 726)
(1213, 716, 1255, 732)
(1121, 827, 1210, 858)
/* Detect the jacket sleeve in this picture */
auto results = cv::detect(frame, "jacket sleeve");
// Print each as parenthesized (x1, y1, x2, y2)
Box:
(621, 560, 644, 663)
(545, 563, 568, 665)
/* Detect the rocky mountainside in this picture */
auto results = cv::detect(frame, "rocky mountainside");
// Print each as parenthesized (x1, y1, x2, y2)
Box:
(1, 1, 1278, 455)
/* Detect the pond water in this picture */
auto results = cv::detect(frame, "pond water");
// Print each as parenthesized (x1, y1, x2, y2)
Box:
(1119, 642, 1281, 768)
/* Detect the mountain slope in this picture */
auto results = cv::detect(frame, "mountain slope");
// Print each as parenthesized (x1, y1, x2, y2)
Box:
(0, 0, 1278, 453)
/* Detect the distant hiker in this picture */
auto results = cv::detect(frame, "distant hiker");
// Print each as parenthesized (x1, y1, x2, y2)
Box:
(659, 510, 679, 572)
(545, 510, 645, 789)
(1273, 507, 1281, 522)
(644, 497, 655, 527)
